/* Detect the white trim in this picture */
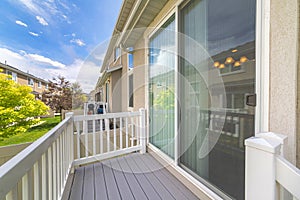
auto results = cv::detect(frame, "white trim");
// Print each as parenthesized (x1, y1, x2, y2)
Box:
(107, 65, 122, 73)
(255, 0, 270, 134)
(147, 7, 176, 39)
(148, 144, 223, 200)
(116, 0, 143, 47)
(174, 5, 179, 165)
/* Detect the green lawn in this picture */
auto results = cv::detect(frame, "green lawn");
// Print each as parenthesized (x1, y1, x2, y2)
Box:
(0, 116, 61, 147)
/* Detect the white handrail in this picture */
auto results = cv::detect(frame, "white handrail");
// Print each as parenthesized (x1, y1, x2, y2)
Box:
(276, 156, 300, 199)
(0, 113, 74, 200)
(72, 109, 146, 167)
(0, 109, 147, 199)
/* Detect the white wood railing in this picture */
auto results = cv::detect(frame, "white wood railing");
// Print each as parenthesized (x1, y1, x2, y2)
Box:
(245, 132, 300, 200)
(0, 113, 74, 200)
(72, 108, 146, 166)
(0, 109, 146, 200)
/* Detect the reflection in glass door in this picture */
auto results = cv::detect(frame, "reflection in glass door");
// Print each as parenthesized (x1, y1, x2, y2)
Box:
(179, 0, 256, 199)
(149, 16, 176, 158)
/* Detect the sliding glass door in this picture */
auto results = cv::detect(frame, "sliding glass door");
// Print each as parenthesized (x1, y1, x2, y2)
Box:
(149, 16, 176, 158)
(179, 0, 256, 199)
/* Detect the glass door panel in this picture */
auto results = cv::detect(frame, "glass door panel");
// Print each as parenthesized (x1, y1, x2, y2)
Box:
(179, 0, 256, 199)
(149, 16, 176, 158)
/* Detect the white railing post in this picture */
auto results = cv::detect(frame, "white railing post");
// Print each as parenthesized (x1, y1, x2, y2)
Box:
(139, 108, 146, 154)
(245, 136, 282, 200)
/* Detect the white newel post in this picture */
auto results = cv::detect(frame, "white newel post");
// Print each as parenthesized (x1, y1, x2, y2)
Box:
(245, 135, 282, 200)
(139, 108, 146, 154)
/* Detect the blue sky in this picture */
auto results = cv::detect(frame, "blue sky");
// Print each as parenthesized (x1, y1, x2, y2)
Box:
(0, 0, 122, 92)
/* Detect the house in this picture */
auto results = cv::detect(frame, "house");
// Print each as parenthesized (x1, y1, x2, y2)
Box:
(0, 0, 299, 200)
(95, 0, 300, 199)
(0, 62, 49, 98)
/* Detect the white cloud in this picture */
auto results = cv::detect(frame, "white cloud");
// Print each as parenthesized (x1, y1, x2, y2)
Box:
(26, 54, 65, 68)
(0, 47, 99, 92)
(71, 33, 76, 37)
(70, 39, 85, 47)
(12, 1, 71, 25)
(15, 20, 28, 27)
(29, 31, 39, 37)
(36, 16, 48, 26)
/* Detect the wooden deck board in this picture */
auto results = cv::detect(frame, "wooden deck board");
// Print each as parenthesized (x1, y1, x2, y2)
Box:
(83, 165, 94, 200)
(94, 163, 108, 200)
(68, 153, 200, 200)
(69, 167, 84, 200)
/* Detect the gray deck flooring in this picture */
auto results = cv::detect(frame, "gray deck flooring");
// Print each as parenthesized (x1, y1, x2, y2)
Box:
(68, 153, 199, 200)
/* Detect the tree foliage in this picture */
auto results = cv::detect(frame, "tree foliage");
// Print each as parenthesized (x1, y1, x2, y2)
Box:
(71, 82, 87, 109)
(0, 72, 49, 139)
(42, 76, 72, 115)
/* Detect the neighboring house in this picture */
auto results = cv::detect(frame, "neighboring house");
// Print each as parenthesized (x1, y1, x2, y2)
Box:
(0, 62, 49, 98)
(95, 0, 300, 199)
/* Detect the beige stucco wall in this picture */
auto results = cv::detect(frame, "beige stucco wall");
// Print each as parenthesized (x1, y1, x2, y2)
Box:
(269, 0, 299, 164)
(133, 37, 146, 111)
(111, 69, 122, 113)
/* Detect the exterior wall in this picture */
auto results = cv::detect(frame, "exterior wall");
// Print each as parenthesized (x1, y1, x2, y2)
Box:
(111, 69, 122, 112)
(133, 37, 146, 111)
(269, 0, 299, 164)
(121, 50, 130, 112)
(0, 64, 48, 95)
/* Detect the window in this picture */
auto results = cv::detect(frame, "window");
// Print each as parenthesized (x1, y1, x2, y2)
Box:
(128, 74, 133, 107)
(28, 78, 34, 86)
(38, 81, 42, 88)
(46, 84, 48, 89)
(149, 15, 175, 158)
(127, 47, 134, 70)
(114, 47, 121, 61)
(6, 70, 17, 82)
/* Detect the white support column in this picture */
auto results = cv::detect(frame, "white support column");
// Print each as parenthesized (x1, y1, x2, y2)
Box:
(245, 136, 282, 200)
(139, 108, 146, 154)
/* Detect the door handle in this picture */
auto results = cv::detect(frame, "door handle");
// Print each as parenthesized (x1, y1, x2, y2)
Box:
(245, 94, 256, 107)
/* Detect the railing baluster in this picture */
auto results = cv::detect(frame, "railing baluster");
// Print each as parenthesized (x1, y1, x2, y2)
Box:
(48, 147, 53, 200)
(93, 120, 96, 155)
(100, 119, 103, 154)
(52, 142, 57, 200)
(131, 117, 134, 147)
(33, 162, 39, 199)
(41, 154, 47, 200)
(106, 119, 110, 152)
(85, 122, 88, 157)
(136, 117, 139, 146)
(57, 137, 61, 198)
(120, 117, 123, 149)
(114, 118, 117, 151)
(22, 173, 29, 200)
(126, 117, 128, 148)
(76, 122, 80, 159)
(60, 134, 63, 196)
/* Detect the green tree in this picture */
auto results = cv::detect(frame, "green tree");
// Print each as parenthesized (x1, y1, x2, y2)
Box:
(71, 82, 87, 110)
(153, 88, 175, 110)
(42, 76, 72, 119)
(0, 72, 49, 140)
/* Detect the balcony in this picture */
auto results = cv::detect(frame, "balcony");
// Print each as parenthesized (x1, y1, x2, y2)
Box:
(0, 109, 199, 200)
(0, 109, 300, 200)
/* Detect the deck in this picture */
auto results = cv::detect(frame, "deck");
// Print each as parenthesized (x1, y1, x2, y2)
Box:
(67, 153, 199, 200)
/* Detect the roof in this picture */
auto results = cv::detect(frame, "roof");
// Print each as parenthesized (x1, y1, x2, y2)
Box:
(0, 62, 49, 83)
(99, 0, 168, 74)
